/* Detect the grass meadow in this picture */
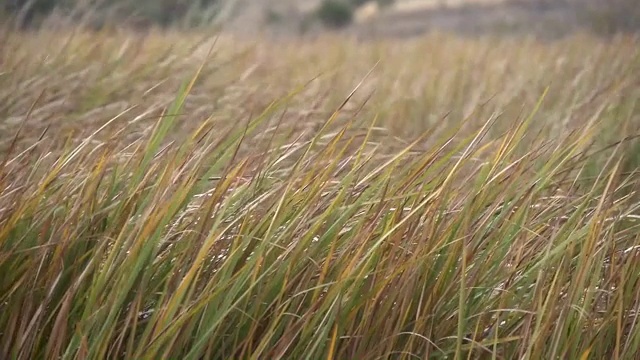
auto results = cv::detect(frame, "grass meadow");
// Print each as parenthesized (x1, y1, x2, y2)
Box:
(1, 27, 640, 359)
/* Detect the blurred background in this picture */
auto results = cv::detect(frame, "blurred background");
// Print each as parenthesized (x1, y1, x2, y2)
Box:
(2, 0, 639, 39)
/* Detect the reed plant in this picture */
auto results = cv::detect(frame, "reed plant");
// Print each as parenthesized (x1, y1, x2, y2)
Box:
(1, 29, 639, 359)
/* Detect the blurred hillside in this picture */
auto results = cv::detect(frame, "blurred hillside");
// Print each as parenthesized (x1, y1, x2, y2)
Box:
(2, 0, 229, 28)
(247, 0, 640, 38)
(349, 0, 640, 38)
(3, 0, 639, 37)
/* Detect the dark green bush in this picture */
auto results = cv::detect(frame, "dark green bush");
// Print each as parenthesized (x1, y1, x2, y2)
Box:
(349, 0, 395, 9)
(376, 0, 395, 8)
(348, 0, 370, 7)
(316, 0, 353, 28)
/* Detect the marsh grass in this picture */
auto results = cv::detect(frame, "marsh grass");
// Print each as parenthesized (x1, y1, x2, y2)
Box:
(1, 28, 640, 359)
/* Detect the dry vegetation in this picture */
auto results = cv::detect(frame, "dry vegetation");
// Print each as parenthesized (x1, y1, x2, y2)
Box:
(1, 27, 640, 359)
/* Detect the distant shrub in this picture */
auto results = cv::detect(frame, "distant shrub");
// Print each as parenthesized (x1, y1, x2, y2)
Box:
(349, 0, 370, 7)
(265, 8, 284, 24)
(317, 0, 353, 28)
(349, 0, 394, 9)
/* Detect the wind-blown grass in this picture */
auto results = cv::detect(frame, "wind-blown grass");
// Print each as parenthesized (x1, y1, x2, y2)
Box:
(1, 29, 639, 359)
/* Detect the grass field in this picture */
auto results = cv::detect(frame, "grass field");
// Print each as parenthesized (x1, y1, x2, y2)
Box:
(1, 27, 640, 359)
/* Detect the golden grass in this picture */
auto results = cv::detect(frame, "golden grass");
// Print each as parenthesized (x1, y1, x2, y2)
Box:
(1, 27, 639, 359)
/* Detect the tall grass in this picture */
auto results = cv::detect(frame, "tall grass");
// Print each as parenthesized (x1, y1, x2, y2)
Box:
(1, 29, 640, 359)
